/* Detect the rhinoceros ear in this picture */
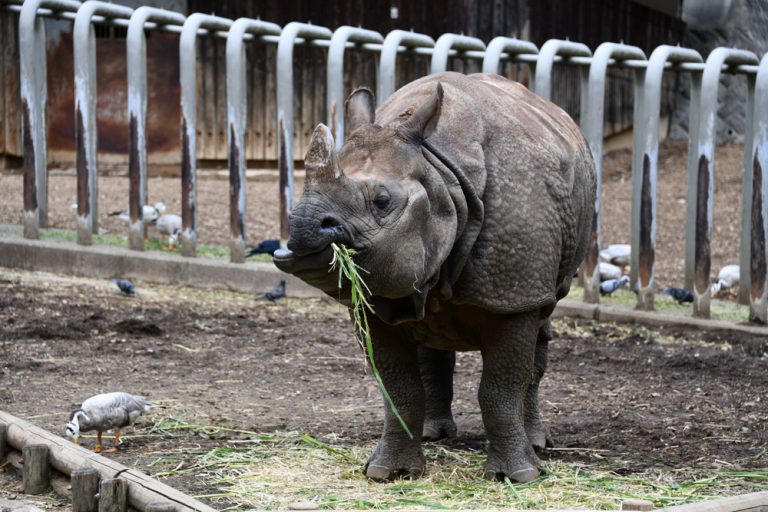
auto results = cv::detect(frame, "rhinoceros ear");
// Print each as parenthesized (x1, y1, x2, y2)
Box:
(397, 82, 443, 144)
(305, 124, 344, 182)
(345, 88, 376, 134)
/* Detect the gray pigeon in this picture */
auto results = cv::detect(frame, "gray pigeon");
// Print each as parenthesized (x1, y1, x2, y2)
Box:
(257, 279, 286, 302)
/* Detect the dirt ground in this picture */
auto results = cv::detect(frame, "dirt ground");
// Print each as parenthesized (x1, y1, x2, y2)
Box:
(0, 269, 766, 509)
(0, 139, 750, 289)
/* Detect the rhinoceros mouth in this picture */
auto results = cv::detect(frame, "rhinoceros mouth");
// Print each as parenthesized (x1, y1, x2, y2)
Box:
(273, 245, 367, 294)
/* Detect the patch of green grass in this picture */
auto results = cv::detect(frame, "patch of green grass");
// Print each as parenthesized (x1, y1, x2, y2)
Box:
(141, 417, 768, 510)
(565, 284, 750, 323)
(37, 228, 273, 262)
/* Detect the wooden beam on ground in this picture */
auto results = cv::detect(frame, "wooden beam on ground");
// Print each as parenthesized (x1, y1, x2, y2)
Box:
(661, 492, 768, 512)
(0, 411, 216, 512)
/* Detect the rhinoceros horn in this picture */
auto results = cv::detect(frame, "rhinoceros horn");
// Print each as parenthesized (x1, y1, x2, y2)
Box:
(396, 82, 443, 144)
(304, 123, 344, 183)
(345, 88, 376, 134)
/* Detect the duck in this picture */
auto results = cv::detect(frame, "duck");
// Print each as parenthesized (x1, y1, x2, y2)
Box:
(156, 213, 182, 245)
(108, 202, 166, 225)
(711, 264, 740, 296)
(65, 392, 152, 453)
(599, 244, 631, 268)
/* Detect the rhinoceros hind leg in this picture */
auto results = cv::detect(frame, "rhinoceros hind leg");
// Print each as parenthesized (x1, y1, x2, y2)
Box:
(418, 346, 458, 441)
(525, 320, 555, 451)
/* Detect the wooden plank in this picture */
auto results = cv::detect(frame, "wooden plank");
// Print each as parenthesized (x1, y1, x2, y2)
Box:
(214, 38, 227, 161)
(249, 42, 267, 161)
(265, 47, 278, 162)
(0, 411, 216, 512)
(22, 444, 50, 495)
(99, 478, 128, 512)
(198, 37, 214, 161)
(661, 492, 768, 512)
(299, 46, 314, 159)
(4, 10, 21, 156)
(72, 467, 100, 512)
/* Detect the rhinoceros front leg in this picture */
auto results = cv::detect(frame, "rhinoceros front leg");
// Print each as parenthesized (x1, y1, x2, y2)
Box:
(417, 346, 457, 441)
(524, 320, 555, 451)
(479, 310, 541, 483)
(364, 316, 426, 481)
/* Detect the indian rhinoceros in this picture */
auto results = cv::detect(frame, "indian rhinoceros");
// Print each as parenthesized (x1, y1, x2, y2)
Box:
(273, 71, 596, 483)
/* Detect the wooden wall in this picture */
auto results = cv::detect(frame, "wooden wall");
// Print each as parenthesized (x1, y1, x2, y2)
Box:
(0, 11, 21, 166)
(0, 0, 685, 170)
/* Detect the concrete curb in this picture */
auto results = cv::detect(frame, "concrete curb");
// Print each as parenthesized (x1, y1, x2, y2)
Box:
(553, 300, 768, 337)
(0, 233, 324, 298)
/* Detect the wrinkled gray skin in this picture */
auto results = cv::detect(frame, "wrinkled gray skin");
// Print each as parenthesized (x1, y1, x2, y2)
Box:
(274, 72, 596, 483)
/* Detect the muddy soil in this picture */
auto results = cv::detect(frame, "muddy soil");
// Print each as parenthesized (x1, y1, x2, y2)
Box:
(1, 270, 766, 508)
(0, 140, 750, 289)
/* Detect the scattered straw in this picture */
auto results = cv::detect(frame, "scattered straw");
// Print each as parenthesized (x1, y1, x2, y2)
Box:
(141, 417, 768, 510)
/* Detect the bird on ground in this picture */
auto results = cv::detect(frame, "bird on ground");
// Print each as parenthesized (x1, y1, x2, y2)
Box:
(109, 202, 166, 225)
(599, 244, 631, 268)
(600, 276, 629, 295)
(663, 287, 694, 304)
(156, 213, 182, 245)
(246, 239, 281, 257)
(65, 392, 152, 453)
(257, 279, 286, 302)
(599, 262, 623, 282)
(112, 279, 135, 296)
(711, 264, 740, 296)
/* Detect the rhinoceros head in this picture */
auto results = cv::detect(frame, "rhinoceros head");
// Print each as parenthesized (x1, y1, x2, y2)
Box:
(274, 84, 459, 319)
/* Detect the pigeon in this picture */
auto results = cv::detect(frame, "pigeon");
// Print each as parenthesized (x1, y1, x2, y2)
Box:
(112, 279, 135, 296)
(109, 202, 166, 225)
(257, 279, 286, 302)
(65, 392, 152, 453)
(156, 214, 182, 245)
(663, 287, 694, 304)
(711, 264, 740, 295)
(599, 244, 631, 267)
(246, 239, 281, 257)
(599, 275, 629, 295)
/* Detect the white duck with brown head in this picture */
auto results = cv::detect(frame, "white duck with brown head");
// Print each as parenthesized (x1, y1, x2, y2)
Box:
(65, 392, 152, 453)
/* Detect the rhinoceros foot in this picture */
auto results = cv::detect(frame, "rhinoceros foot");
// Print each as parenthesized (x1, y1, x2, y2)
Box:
(364, 442, 426, 481)
(422, 417, 457, 441)
(484, 446, 541, 483)
(526, 420, 554, 452)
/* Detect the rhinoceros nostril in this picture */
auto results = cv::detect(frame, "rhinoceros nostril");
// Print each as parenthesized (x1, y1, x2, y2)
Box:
(320, 216, 343, 231)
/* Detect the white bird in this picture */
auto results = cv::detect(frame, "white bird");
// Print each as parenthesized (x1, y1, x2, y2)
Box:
(156, 214, 182, 245)
(65, 392, 152, 453)
(108, 202, 166, 225)
(711, 264, 740, 295)
(599, 262, 623, 282)
(599, 244, 631, 267)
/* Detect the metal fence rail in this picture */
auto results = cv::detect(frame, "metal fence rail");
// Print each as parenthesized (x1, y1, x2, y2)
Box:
(3, 0, 767, 323)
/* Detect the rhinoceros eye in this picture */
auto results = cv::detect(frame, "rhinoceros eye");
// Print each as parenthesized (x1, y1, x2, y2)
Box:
(372, 194, 391, 211)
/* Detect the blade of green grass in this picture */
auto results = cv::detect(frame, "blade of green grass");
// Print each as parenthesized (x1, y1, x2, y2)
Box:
(330, 242, 413, 440)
